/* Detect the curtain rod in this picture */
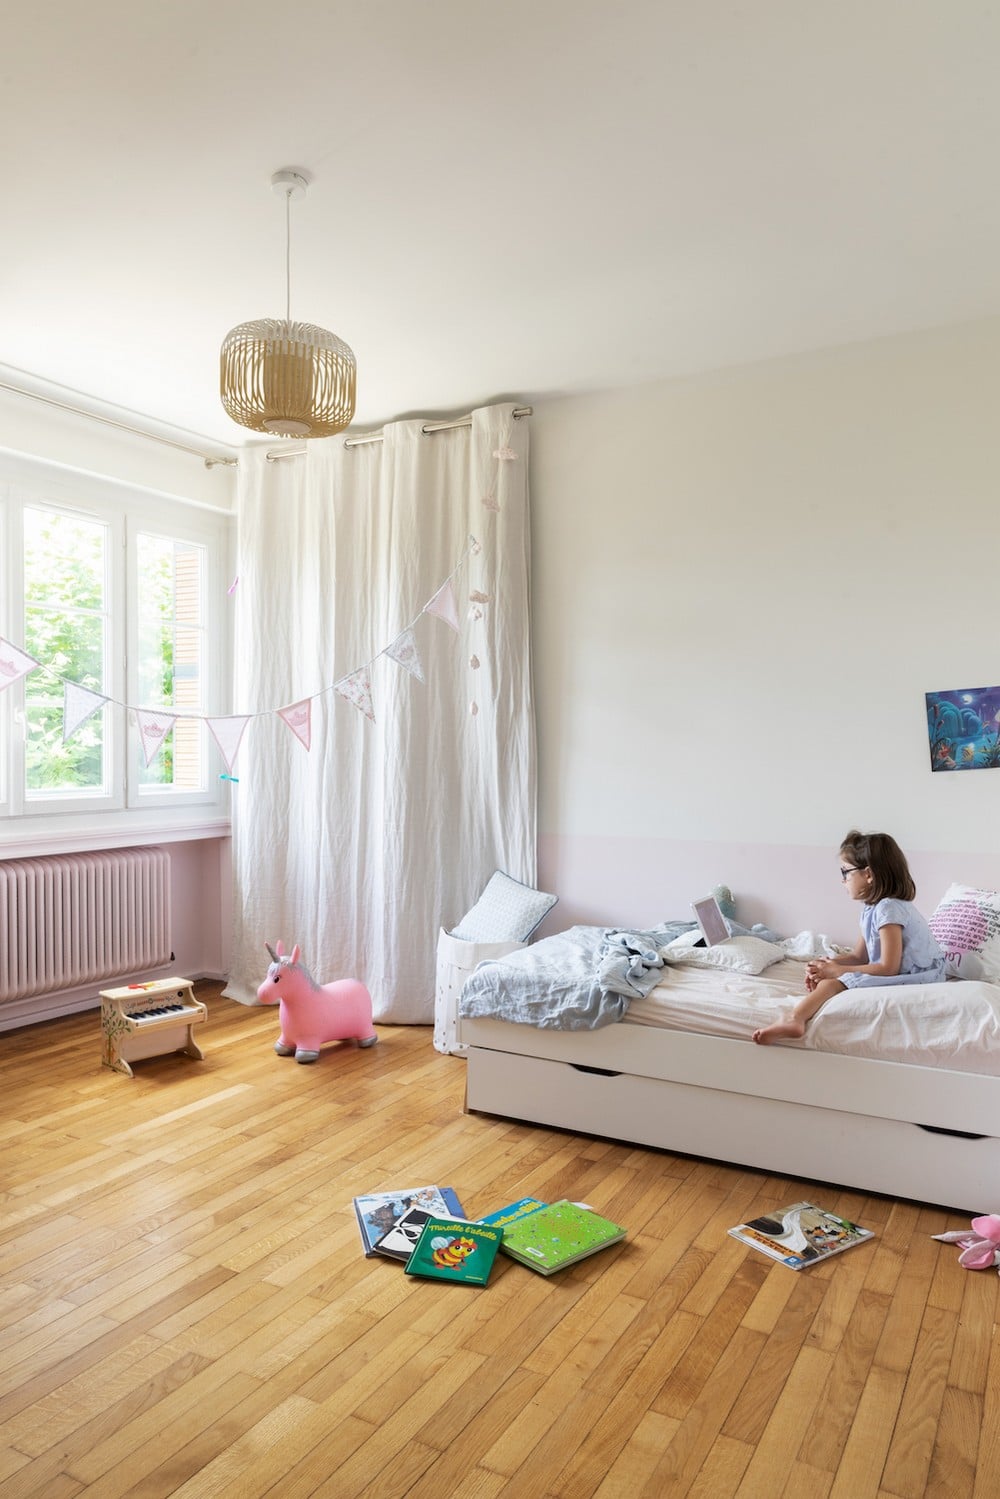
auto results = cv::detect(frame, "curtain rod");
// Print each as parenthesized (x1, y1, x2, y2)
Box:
(0, 375, 530, 468)
(0, 376, 237, 468)
(263, 405, 533, 462)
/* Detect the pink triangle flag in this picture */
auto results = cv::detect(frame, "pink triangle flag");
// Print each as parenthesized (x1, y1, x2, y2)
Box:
(63, 682, 107, 742)
(335, 668, 375, 723)
(385, 628, 425, 683)
(136, 710, 176, 767)
(206, 715, 251, 774)
(422, 580, 460, 633)
(0, 637, 40, 690)
(278, 698, 313, 751)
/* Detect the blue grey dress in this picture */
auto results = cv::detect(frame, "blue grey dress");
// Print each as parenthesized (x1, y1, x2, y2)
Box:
(840, 898, 946, 989)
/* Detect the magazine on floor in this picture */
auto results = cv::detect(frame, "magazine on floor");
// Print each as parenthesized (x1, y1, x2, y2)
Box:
(728, 1202, 874, 1269)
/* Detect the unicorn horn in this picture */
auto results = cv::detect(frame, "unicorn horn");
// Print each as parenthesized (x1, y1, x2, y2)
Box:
(265, 942, 279, 963)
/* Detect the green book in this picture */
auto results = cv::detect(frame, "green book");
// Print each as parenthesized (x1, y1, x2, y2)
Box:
(500, 1199, 627, 1275)
(403, 1217, 503, 1285)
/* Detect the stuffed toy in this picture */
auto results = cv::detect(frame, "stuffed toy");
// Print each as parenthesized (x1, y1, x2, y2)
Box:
(256, 940, 377, 1063)
(712, 884, 737, 920)
(932, 1215, 1000, 1270)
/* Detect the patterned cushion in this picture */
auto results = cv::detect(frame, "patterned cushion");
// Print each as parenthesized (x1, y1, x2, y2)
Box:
(928, 884, 1000, 982)
(450, 871, 558, 943)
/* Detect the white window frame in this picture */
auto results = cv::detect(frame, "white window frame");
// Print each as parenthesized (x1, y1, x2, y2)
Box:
(0, 486, 7, 819)
(0, 451, 233, 840)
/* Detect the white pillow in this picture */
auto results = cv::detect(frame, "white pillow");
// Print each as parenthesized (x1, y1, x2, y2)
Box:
(928, 883, 1000, 982)
(450, 871, 558, 943)
(661, 932, 786, 975)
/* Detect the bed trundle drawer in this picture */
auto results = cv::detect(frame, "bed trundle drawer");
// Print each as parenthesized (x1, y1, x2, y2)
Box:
(465, 1046, 1000, 1213)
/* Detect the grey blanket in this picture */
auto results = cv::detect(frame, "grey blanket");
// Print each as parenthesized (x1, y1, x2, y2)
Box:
(458, 921, 696, 1030)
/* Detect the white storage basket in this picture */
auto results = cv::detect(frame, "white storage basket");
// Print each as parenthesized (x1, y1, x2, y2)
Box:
(433, 927, 526, 1055)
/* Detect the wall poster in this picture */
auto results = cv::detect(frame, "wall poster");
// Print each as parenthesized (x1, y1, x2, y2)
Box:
(925, 687, 1000, 772)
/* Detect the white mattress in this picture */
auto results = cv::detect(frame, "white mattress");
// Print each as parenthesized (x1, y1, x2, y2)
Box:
(627, 958, 1000, 1076)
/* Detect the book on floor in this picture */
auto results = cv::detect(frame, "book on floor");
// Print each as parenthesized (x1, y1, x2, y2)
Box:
(477, 1197, 547, 1230)
(352, 1185, 464, 1257)
(372, 1206, 438, 1264)
(403, 1216, 503, 1285)
(499, 1199, 627, 1275)
(728, 1201, 874, 1269)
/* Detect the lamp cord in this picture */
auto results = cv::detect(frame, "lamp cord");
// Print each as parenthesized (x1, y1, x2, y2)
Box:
(284, 190, 292, 322)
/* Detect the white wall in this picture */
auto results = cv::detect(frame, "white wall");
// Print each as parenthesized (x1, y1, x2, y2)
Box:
(530, 318, 1000, 940)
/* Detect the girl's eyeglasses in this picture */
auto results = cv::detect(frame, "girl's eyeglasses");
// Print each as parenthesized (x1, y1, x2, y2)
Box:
(840, 866, 861, 880)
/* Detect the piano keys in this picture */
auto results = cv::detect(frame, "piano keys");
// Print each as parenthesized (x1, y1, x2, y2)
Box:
(101, 977, 207, 1076)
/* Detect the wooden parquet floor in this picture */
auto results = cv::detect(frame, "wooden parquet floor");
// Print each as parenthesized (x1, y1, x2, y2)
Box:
(0, 983, 997, 1498)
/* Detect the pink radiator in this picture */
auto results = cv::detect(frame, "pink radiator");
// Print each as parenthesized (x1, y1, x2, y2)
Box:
(0, 848, 172, 1002)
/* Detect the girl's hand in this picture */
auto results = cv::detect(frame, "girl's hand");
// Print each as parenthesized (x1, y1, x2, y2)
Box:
(806, 959, 836, 985)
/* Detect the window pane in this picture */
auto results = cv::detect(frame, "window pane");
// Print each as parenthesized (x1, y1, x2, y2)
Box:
(23, 507, 108, 797)
(137, 534, 206, 791)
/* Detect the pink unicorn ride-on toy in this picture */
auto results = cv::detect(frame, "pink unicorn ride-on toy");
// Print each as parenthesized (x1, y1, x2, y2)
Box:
(257, 941, 378, 1063)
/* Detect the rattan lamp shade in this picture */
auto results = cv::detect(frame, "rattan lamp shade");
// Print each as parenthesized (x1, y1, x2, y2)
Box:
(220, 317, 356, 438)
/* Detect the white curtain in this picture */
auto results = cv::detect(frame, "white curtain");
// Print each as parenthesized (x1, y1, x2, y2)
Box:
(223, 403, 535, 1022)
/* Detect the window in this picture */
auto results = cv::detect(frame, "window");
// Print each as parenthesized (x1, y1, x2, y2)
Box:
(24, 505, 111, 801)
(1, 455, 231, 825)
(135, 532, 208, 794)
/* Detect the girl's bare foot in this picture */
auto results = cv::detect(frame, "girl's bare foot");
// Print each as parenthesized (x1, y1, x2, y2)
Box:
(752, 1018, 806, 1045)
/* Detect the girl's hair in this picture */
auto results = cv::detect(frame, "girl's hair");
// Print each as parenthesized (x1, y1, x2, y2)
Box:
(840, 829, 916, 904)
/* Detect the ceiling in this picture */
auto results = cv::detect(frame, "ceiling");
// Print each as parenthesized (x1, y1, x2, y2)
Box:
(4, 1, 1000, 454)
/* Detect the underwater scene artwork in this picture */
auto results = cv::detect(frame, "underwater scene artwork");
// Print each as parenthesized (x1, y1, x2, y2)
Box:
(926, 687, 1000, 772)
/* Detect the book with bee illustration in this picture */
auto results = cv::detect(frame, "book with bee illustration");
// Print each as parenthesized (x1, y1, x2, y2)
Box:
(403, 1216, 503, 1285)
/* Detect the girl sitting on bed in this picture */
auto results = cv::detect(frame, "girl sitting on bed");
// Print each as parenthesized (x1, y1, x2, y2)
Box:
(752, 829, 946, 1045)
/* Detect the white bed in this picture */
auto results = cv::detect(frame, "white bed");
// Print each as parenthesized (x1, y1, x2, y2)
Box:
(461, 956, 1000, 1213)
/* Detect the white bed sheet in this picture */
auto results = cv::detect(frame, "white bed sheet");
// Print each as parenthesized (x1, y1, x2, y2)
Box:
(627, 957, 1000, 1076)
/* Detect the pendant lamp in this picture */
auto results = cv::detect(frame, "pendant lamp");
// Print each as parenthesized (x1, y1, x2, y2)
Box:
(220, 170, 356, 438)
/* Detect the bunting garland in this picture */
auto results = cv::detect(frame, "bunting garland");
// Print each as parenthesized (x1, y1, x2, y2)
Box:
(0, 639, 39, 689)
(422, 579, 461, 633)
(0, 527, 496, 778)
(335, 667, 376, 724)
(136, 710, 176, 768)
(206, 715, 252, 774)
(385, 628, 425, 684)
(62, 682, 107, 742)
(2, 421, 522, 775)
(278, 699, 313, 751)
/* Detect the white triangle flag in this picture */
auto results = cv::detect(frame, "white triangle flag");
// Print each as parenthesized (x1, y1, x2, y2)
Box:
(335, 668, 375, 723)
(385, 628, 425, 683)
(278, 698, 313, 751)
(136, 710, 176, 768)
(206, 715, 251, 774)
(422, 580, 460, 633)
(63, 682, 107, 742)
(0, 637, 40, 691)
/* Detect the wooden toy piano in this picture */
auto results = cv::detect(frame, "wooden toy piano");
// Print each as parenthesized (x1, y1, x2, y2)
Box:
(100, 977, 207, 1076)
